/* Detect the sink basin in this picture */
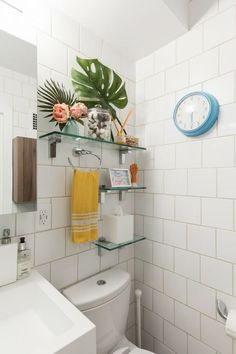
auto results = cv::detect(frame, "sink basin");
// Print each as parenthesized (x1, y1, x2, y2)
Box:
(0, 271, 96, 354)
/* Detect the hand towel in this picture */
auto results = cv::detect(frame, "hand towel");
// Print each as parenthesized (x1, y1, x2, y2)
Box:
(71, 169, 99, 243)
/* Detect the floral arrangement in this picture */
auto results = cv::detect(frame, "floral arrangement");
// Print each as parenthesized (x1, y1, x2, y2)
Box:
(38, 79, 88, 131)
(38, 57, 128, 139)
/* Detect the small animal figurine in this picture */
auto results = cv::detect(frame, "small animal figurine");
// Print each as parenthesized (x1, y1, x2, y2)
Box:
(130, 163, 138, 186)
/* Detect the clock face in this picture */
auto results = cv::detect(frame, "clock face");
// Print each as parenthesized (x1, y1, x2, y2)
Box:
(173, 92, 219, 137)
(175, 94, 210, 132)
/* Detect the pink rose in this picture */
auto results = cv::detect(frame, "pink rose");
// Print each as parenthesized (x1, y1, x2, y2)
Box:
(70, 103, 88, 120)
(53, 103, 70, 123)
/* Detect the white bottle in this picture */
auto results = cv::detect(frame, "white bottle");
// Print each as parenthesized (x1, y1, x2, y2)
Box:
(17, 237, 31, 280)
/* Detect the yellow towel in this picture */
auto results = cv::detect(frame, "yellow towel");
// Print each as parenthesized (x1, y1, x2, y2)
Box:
(71, 169, 99, 243)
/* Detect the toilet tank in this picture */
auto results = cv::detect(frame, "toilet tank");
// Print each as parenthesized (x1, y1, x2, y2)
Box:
(63, 268, 131, 354)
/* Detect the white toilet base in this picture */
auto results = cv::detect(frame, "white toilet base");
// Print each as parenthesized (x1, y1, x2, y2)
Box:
(110, 336, 154, 354)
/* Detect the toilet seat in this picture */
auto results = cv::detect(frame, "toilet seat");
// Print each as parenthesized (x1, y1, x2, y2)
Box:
(130, 348, 154, 354)
(112, 347, 154, 354)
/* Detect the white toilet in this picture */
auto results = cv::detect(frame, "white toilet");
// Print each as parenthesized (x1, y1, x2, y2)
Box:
(63, 268, 154, 354)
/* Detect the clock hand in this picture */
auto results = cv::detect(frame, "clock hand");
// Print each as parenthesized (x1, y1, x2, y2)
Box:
(190, 112, 193, 129)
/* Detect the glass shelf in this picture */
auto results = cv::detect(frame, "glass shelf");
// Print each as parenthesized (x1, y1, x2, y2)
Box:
(39, 131, 146, 158)
(93, 235, 146, 251)
(100, 185, 146, 192)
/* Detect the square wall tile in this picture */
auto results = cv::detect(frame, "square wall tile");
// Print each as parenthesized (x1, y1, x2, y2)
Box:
(166, 62, 189, 93)
(142, 331, 154, 352)
(135, 239, 153, 263)
(51, 255, 78, 289)
(176, 141, 201, 168)
(164, 220, 186, 249)
(134, 215, 144, 236)
(175, 301, 200, 338)
(218, 103, 236, 136)
(65, 227, 90, 256)
(154, 339, 175, 354)
(203, 72, 235, 105)
(164, 119, 186, 144)
(164, 270, 187, 303)
(135, 280, 152, 310)
(201, 255, 232, 294)
(220, 37, 236, 74)
(187, 280, 216, 318)
(38, 166, 66, 198)
(145, 122, 164, 147)
(188, 336, 217, 354)
(144, 308, 163, 341)
(35, 228, 65, 266)
(0, 214, 16, 237)
(16, 212, 35, 235)
(187, 224, 215, 257)
(135, 193, 153, 216)
(218, 168, 236, 198)
(144, 217, 163, 243)
(78, 249, 100, 280)
(153, 290, 174, 323)
(145, 72, 165, 100)
(136, 54, 154, 81)
(164, 321, 187, 354)
(201, 315, 232, 354)
(155, 94, 176, 120)
(37, 32, 67, 75)
(143, 262, 163, 292)
(217, 229, 236, 263)
(204, 8, 236, 50)
(177, 25, 203, 62)
(203, 137, 234, 167)
(188, 169, 216, 197)
(190, 48, 218, 85)
(153, 242, 174, 271)
(175, 248, 200, 281)
(136, 80, 145, 104)
(134, 259, 143, 282)
(80, 25, 102, 58)
(52, 9, 79, 49)
(154, 41, 176, 73)
(52, 197, 70, 229)
(202, 198, 233, 230)
(154, 194, 175, 220)
(175, 196, 201, 224)
(164, 169, 187, 195)
(155, 145, 175, 169)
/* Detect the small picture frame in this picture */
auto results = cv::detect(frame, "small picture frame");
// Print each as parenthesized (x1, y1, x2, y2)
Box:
(109, 168, 131, 188)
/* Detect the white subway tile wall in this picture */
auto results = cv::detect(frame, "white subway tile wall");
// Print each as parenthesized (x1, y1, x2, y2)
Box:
(0, 1, 136, 342)
(135, 1, 236, 353)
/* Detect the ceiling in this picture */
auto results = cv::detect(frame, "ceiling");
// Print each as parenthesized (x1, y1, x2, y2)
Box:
(2, 0, 190, 60)
(48, 0, 190, 60)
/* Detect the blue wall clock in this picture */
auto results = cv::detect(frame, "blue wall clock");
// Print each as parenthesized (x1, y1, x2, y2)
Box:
(173, 92, 219, 137)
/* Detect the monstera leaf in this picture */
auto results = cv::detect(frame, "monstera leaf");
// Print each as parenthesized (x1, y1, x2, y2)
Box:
(71, 57, 128, 129)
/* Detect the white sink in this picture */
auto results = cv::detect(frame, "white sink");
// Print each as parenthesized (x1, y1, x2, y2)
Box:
(0, 271, 96, 354)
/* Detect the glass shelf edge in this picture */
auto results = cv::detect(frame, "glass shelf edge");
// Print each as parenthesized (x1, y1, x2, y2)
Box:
(93, 235, 146, 251)
(39, 131, 146, 151)
(100, 186, 146, 192)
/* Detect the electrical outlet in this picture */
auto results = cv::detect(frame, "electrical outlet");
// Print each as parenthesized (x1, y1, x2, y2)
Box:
(39, 209, 49, 226)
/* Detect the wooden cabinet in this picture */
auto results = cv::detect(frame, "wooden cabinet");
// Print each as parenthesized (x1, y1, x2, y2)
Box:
(12, 137, 36, 204)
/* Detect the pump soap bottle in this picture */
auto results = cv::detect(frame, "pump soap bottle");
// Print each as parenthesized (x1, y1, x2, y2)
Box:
(17, 237, 31, 280)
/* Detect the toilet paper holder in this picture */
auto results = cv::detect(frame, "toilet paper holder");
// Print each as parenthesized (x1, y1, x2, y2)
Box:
(217, 299, 228, 320)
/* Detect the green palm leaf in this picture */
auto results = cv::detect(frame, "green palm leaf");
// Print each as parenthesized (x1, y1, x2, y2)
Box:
(37, 79, 76, 120)
(71, 57, 128, 127)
